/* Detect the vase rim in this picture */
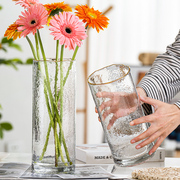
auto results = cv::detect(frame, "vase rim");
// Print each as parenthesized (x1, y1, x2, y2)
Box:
(87, 64, 130, 85)
(33, 58, 75, 63)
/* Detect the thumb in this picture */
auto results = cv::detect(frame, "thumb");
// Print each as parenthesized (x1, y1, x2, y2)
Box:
(139, 95, 160, 109)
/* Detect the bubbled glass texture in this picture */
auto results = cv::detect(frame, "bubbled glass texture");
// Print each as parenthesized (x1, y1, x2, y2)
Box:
(88, 64, 154, 167)
(32, 59, 76, 173)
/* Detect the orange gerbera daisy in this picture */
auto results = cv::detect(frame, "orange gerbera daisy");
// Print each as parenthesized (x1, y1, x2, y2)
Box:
(4, 22, 22, 40)
(75, 5, 109, 33)
(44, 2, 72, 16)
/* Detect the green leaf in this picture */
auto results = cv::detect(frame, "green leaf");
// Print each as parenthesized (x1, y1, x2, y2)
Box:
(0, 59, 8, 65)
(26, 58, 33, 64)
(50, 8, 63, 17)
(0, 128, 3, 139)
(0, 113, 2, 119)
(0, 104, 2, 109)
(0, 6, 2, 10)
(0, 58, 26, 70)
(8, 43, 22, 51)
(0, 122, 13, 131)
(0, 58, 23, 64)
(1, 37, 13, 44)
(7, 63, 18, 70)
(8, 58, 23, 64)
(1, 47, 7, 52)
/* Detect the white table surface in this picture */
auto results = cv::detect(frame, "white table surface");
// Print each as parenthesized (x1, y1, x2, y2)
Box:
(111, 157, 180, 178)
(0, 152, 180, 179)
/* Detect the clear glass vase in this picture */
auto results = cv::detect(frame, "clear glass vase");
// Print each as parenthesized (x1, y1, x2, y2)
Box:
(32, 59, 76, 173)
(88, 64, 154, 167)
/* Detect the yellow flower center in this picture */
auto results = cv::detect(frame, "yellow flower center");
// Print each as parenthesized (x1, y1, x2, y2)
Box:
(0, 43, 2, 49)
(88, 12, 97, 19)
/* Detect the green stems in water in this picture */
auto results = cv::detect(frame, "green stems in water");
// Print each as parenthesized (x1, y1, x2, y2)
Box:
(54, 40, 59, 101)
(31, 30, 76, 167)
(36, 31, 72, 167)
(37, 30, 55, 115)
(59, 45, 64, 123)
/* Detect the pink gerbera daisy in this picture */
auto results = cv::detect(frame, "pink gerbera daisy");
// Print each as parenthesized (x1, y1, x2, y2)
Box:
(16, 4, 48, 37)
(49, 12, 87, 50)
(13, 0, 39, 9)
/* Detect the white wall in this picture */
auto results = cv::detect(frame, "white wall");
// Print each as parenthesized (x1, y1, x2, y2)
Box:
(86, 0, 180, 143)
(1, 0, 180, 152)
(0, 66, 32, 152)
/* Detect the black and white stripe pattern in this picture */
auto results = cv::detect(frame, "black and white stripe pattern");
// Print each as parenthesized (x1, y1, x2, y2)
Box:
(137, 30, 180, 115)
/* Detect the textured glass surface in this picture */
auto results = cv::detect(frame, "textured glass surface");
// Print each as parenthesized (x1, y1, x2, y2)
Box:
(88, 64, 154, 167)
(32, 59, 76, 173)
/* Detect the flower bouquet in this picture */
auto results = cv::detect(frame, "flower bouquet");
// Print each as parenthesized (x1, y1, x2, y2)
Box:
(4, 0, 109, 173)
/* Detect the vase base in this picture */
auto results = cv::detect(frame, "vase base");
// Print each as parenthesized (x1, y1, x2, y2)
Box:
(113, 152, 154, 167)
(32, 163, 75, 174)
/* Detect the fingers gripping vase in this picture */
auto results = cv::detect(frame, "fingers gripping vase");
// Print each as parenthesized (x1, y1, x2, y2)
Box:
(32, 59, 76, 173)
(88, 64, 154, 167)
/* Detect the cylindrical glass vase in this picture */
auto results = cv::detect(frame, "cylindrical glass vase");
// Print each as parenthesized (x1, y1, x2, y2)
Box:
(88, 64, 154, 167)
(32, 59, 76, 173)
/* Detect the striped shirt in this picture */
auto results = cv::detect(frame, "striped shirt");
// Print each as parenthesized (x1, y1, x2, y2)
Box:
(137, 30, 180, 115)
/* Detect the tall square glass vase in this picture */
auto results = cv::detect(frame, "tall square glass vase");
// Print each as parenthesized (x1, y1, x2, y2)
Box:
(32, 59, 76, 173)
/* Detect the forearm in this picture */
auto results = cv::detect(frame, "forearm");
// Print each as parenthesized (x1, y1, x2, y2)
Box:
(136, 87, 147, 98)
(137, 30, 180, 103)
(136, 87, 153, 115)
(136, 87, 180, 115)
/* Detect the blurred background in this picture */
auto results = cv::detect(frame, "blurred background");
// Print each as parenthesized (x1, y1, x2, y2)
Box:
(1, 0, 180, 157)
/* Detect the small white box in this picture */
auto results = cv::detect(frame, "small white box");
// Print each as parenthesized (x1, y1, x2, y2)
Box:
(76, 143, 165, 164)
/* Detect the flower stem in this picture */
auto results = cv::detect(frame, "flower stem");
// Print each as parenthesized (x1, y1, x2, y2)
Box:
(34, 32, 72, 167)
(58, 45, 72, 164)
(39, 83, 54, 160)
(39, 122, 51, 161)
(54, 40, 59, 101)
(40, 86, 68, 165)
(58, 119, 72, 165)
(56, 133, 68, 166)
(37, 30, 60, 166)
(63, 45, 78, 86)
(62, 26, 87, 85)
(56, 40, 59, 61)
(54, 105, 72, 164)
(37, 30, 46, 61)
(54, 120, 58, 167)
(26, 36, 37, 60)
(37, 30, 55, 114)
(60, 45, 64, 124)
(72, 45, 79, 60)
(53, 41, 60, 165)
(44, 84, 54, 128)
(35, 33, 40, 60)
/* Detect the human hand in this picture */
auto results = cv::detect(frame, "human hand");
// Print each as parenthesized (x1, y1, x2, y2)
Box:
(96, 91, 139, 129)
(136, 87, 147, 99)
(130, 95, 180, 155)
